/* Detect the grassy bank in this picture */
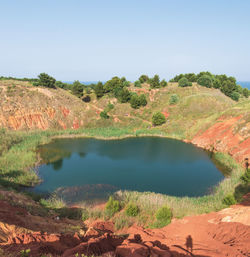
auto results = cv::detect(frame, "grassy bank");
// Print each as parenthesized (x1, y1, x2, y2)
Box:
(0, 127, 166, 188)
(0, 127, 246, 228)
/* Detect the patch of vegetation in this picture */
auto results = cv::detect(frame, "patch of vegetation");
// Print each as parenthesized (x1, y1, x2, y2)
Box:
(169, 94, 179, 105)
(125, 203, 140, 217)
(171, 71, 250, 101)
(105, 196, 121, 216)
(222, 194, 236, 206)
(152, 112, 166, 126)
(36, 73, 56, 88)
(100, 111, 109, 119)
(134, 80, 142, 88)
(130, 94, 147, 109)
(153, 206, 173, 228)
(178, 77, 192, 87)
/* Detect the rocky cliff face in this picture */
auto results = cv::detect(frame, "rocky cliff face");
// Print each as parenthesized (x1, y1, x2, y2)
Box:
(0, 81, 91, 130)
(191, 114, 250, 165)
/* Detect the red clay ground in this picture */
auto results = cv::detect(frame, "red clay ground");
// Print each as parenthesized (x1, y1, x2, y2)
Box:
(0, 192, 249, 257)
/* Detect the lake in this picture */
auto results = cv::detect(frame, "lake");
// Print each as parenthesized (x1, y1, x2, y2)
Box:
(35, 137, 224, 203)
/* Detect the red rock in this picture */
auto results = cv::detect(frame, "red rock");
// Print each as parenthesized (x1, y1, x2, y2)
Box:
(116, 243, 150, 257)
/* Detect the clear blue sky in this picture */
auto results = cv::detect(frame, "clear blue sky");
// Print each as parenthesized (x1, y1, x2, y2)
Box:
(1, 0, 250, 81)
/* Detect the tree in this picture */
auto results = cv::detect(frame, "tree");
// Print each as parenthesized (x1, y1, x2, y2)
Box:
(213, 79, 221, 89)
(231, 91, 240, 101)
(178, 77, 192, 87)
(104, 76, 123, 93)
(130, 94, 141, 109)
(197, 75, 213, 88)
(94, 82, 105, 98)
(139, 94, 147, 106)
(71, 80, 83, 97)
(160, 79, 167, 87)
(134, 80, 141, 87)
(38, 73, 56, 88)
(149, 75, 160, 88)
(242, 88, 249, 98)
(118, 87, 131, 103)
(139, 75, 149, 83)
(152, 112, 166, 126)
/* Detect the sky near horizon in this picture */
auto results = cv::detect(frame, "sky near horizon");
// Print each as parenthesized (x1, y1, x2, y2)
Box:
(1, 0, 250, 81)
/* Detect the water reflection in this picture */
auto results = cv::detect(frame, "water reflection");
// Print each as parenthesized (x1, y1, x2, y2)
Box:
(35, 137, 224, 199)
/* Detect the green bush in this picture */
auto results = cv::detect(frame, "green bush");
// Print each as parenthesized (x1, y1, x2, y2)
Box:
(152, 112, 166, 126)
(134, 80, 142, 88)
(149, 75, 160, 88)
(169, 94, 179, 105)
(139, 94, 147, 106)
(125, 203, 140, 217)
(240, 169, 250, 184)
(105, 196, 120, 216)
(197, 75, 213, 88)
(81, 209, 89, 221)
(94, 82, 105, 98)
(242, 88, 249, 98)
(100, 111, 109, 119)
(178, 77, 192, 87)
(155, 206, 172, 227)
(38, 73, 56, 88)
(222, 194, 236, 206)
(139, 75, 149, 83)
(230, 91, 240, 101)
(160, 79, 167, 87)
(130, 94, 141, 109)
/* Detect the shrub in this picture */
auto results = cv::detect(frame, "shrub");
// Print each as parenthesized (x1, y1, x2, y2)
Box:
(130, 94, 141, 109)
(107, 103, 114, 111)
(149, 75, 160, 88)
(71, 80, 84, 97)
(160, 79, 167, 87)
(94, 82, 105, 98)
(242, 88, 249, 98)
(100, 111, 109, 119)
(178, 77, 192, 87)
(134, 80, 142, 88)
(230, 91, 240, 101)
(81, 209, 89, 221)
(197, 75, 213, 88)
(125, 203, 140, 217)
(169, 94, 179, 105)
(118, 88, 131, 103)
(155, 206, 172, 227)
(139, 75, 149, 83)
(105, 196, 120, 216)
(222, 194, 236, 206)
(122, 80, 130, 87)
(152, 112, 166, 126)
(38, 73, 56, 88)
(139, 94, 147, 106)
(240, 169, 250, 184)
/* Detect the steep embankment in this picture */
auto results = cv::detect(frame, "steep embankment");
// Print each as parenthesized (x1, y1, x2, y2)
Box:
(0, 189, 249, 257)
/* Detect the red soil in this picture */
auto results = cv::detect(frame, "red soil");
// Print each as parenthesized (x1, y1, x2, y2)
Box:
(1, 195, 249, 257)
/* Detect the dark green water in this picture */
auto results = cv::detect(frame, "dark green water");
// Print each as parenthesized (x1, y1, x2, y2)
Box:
(34, 137, 224, 203)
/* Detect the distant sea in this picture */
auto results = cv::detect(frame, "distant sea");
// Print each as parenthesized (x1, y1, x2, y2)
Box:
(238, 81, 250, 90)
(64, 81, 100, 85)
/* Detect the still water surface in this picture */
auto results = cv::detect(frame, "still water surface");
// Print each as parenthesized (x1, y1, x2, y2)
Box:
(35, 137, 224, 202)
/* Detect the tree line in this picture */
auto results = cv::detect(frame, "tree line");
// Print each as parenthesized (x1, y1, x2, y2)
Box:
(170, 71, 249, 101)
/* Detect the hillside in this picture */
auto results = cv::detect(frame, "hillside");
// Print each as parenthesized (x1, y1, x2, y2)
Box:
(0, 79, 249, 164)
